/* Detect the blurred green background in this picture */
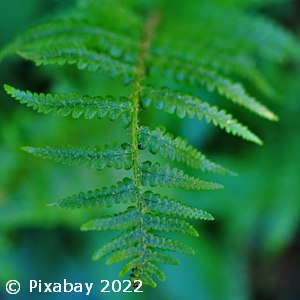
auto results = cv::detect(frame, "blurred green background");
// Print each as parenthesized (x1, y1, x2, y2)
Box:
(0, 0, 299, 299)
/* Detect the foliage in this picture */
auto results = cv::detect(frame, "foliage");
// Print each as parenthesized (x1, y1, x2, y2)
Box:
(1, 0, 297, 288)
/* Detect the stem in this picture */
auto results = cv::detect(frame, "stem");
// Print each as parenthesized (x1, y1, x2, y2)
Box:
(130, 11, 159, 274)
(131, 11, 159, 184)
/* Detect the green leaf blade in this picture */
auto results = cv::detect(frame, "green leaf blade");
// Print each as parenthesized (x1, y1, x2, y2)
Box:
(0, 20, 139, 64)
(140, 161, 223, 191)
(21, 143, 133, 171)
(141, 87, 263, 145)
(106, 245, 143, 265)
(51, 178, 136, 209)
(146, 233, 194, 255)
(138, 126, 235, 174)
(81, 208, 138, 232)
(4, 85, 133, 124)
(93, 229, 142, 261)
(149, 59, 278, 122)
(143, 214, 199, 237)
(142, 191, 214, 220)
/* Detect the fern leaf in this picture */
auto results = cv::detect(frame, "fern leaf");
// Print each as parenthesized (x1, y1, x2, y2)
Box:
(118, 249, 179, 277)
(51, 178, 136, 209)
(106, 245, 143, 265)
(81, 208, 138, 231)
(144, 262, 166, 282)
(150, 58, 278, 121)
(0, 20, 139, 64)
(93, 229, 142, 261)
(142, 191, 214, 220)
(96, 229, 193, 263)
(141, 87, 262, 144)
(145, 233, 194, 255)
(119, 253, 176, 278)
(140, 161, 223, 190)
(143, 214, 199, 237)
(17, 43, 134, 81)
(157, 4, 298, 63)
(218, 10, 298, 62)
(152, 44, 276, 98)
(118, 258, 143, 278)
(138, 126, 236, 173)
(144, 249, 179, 265)
(1, 0, 294, 290)
(4, 85, 132, 124)
(21, 143, 133, 171)
(139, 273, 157, 288)
(0, 0, 142, 63)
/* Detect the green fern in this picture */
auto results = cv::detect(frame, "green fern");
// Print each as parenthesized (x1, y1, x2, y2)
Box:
(50, 178, 137, 209)
(140, 87, 263, 144)
(4, 84, 133, 123)
(138, 126, 235, 174)
(21, 144, 133, 171)
(1, 0, 297, 288)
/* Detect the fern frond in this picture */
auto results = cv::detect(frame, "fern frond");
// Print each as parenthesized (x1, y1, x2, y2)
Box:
(145, 233, 194, 255)
(139, 273, 157, 288)
(143, 249, 179, 265)
(118, 250, 178, 279)
(140, 161, 223, 190)
(2, 0, 291, 288)
(51, 178, 136, 209)
(143, 214, 199, 237)
(118, 257, 143, 277)
(220, 10, 298, 62)
(94, 229, 193, 262)
(138, 126, 235, 174)
(142, 191, 214, 220)
(93, 229, 142, 261)
(4, 85, 132, 124)
(156, 4, 298, 63)
(0, 20, 139, 64)
(152, 44, 276, 98)
(17, 43, 134, 81)
(144, 262, 166, 282)
(81, 207, 138, 231)
(126, 249, 180, 287)
(106, 245, 144, 265)
(21, 144, 133, 171)
(149, 58, 278, 121)
(141, 87, 263, 144)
